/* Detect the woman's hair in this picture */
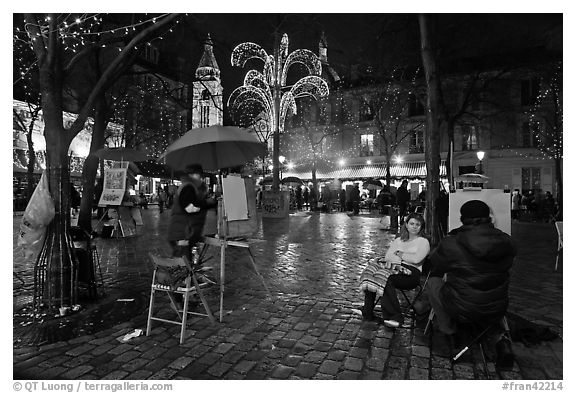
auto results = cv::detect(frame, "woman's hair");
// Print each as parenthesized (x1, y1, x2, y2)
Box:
(399, 212, 425, 241)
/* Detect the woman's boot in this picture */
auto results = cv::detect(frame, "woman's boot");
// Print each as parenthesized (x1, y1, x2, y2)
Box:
(361, 291, 377, 320)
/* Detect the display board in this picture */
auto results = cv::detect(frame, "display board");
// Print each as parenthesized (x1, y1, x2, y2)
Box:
(261, 190, 289, 218)
(448, 189, 511, 235)
(222, 175, 248, 221)
(98, 168, 127, 206)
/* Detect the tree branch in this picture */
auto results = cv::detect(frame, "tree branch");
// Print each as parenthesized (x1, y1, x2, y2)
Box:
(66, 13, 181, 142)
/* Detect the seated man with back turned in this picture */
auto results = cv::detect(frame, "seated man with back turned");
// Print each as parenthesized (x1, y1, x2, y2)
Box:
(426, 199, 516, 368)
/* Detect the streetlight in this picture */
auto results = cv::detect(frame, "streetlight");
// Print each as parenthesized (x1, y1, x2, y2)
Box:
(476, 151, 485, 174)
(339, 159, 346, 166)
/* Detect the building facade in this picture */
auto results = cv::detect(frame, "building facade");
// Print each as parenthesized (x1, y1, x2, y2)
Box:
(281, 36, 561, 198)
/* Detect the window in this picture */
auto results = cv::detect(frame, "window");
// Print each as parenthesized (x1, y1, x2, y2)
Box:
(201, 89, 211, 100)
(522, 167, 541, 192)
(409, 130, 424, 154)
(201, 105, 210, 128)
(360, 134, 374, 156)
(461, 125, 479, 151)
(521, 121, 540, 148)
(521, 78, 540, 106)
(459, 165, 476, 175)
(359, 99, 374, 122)
(408, 94, 425, 116)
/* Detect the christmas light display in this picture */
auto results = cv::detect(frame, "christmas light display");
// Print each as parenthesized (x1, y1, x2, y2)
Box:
(527, 62, 563, 161)
(228, 33, 329, 189)
(228, 34, 329, 135)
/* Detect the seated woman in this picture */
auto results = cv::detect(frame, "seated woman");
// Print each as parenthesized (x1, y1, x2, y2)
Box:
(359, 212, 430, 328)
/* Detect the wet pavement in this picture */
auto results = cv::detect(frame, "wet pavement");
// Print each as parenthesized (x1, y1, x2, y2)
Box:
(13, 207, 563, 380)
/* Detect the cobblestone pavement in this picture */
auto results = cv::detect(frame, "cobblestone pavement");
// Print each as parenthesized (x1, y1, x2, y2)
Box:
(13, 208, 563, 380)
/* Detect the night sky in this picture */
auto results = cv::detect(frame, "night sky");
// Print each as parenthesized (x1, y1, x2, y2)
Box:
(159, 13, 561, 111)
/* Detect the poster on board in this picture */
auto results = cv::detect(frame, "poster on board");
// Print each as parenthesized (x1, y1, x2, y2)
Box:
(222, 175, 249, 221)
(448, 189, 511, 235)
(98, 167, 127, 206)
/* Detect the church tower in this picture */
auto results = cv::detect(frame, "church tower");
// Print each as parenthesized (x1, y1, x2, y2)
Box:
(192, 33, 223, 128)
(318, 31, 340, 85)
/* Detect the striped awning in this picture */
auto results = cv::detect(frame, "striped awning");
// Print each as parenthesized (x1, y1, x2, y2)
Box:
(283, 161, 446, 181)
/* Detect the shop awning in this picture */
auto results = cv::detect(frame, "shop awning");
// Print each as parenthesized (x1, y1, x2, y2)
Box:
(283, 161, 446, 181)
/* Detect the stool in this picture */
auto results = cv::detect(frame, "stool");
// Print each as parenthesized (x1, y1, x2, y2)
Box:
(425, 309, 511, 378)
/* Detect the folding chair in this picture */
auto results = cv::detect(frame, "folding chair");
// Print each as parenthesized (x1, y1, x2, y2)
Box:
(555, 221, 563, 270)
(146, 253, 216, 344)
(397, 269, 432, 328)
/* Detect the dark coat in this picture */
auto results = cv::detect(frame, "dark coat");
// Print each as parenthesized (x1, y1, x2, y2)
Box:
(167, 177, 216, 244)
(429, 223, 516, 322)
(396, 186, 410, 207)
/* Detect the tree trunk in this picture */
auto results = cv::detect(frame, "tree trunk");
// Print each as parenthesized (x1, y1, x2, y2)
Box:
(445, 118, 455, 187)
(78, 94, 108, 231)
(311, 164, 318, 210)
(32, 15, 77, 308)
(419, 14, 442, 247)
(26, 124, 37, 198)
(555, 157, 562, 219)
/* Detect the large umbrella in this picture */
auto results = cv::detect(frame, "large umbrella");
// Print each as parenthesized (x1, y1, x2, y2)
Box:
(158, 125, 266, 171)
(281, 176, 303, 186)
(455, 173, 490, 182)
(93, 147, 148, 162)
(363, 179, 383, 190)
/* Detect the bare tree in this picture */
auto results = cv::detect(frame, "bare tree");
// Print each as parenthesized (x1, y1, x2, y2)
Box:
(362, 77, 425, 186)
(18, 13, 181, 308)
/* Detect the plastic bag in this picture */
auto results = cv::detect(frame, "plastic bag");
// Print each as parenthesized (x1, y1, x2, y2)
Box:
(22, 171, 55, 227)
(18, 217, 47, 259)
(18, 171, 54, 259)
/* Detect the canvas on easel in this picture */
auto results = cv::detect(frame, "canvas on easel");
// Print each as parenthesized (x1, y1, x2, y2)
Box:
(448, 189, 511, 235)
(221, 175, 258, 238)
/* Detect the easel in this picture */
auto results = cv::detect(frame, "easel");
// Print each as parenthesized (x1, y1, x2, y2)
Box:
(94, 205, 128, 237)
(199, 178, 270, 322)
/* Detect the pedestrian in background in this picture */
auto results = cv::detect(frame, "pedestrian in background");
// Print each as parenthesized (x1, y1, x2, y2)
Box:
(351, 184, 361, 215)
(295, 185, 302, 210)
(339, 188, 346, 212)
(396, 179, 410, 223)
(511, 189, 521, 220)
(158, 187, 167, 213)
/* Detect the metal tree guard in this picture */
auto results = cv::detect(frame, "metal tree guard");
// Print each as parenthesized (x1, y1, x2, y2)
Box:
(228, 33, 329, 191)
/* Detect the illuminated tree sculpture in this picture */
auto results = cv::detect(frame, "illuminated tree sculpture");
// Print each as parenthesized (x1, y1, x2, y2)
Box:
(228, 33, 329, 191)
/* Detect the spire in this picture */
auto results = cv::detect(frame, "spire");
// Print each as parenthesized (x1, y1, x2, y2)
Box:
(318, 31, 340, 84)
(196, 33, 220, 80)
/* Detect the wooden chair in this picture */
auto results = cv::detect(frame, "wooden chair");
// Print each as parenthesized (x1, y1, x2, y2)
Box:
(146, 253, 216, 344)
(555, 221, 563, 270)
